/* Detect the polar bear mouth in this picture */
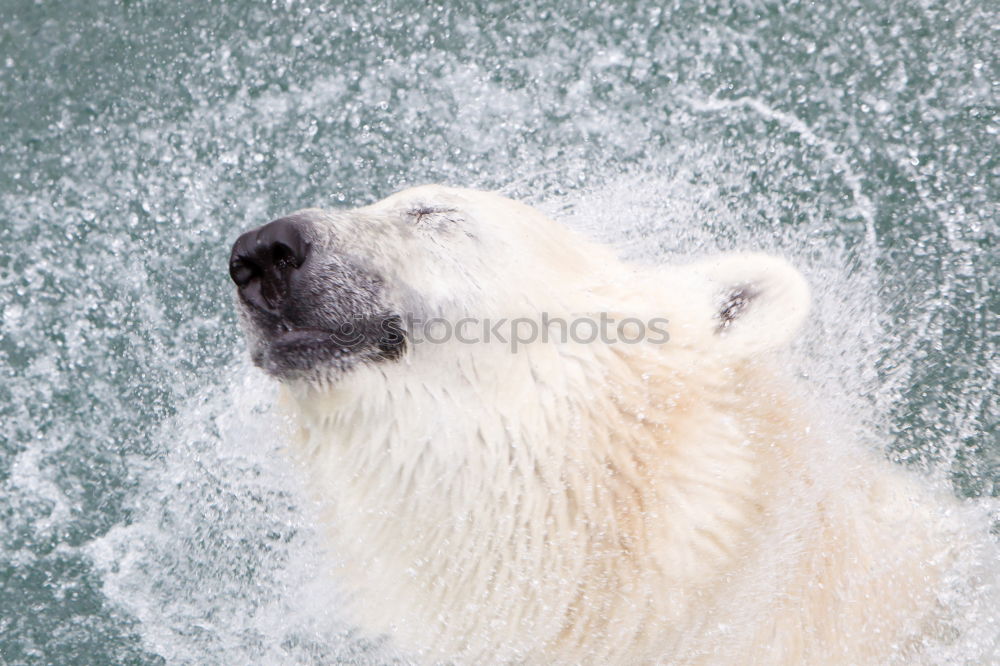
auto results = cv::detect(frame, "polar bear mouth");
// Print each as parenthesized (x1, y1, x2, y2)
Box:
(251, 315, 407, 379)
(270, 326, 347, 353)
(259, 326, 355, 373)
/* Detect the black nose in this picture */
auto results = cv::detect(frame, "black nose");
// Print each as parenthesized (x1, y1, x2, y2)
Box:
(229, 217, 311, 314)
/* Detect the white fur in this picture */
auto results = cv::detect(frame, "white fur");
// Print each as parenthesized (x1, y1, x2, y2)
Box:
(275, 186, 963, 664)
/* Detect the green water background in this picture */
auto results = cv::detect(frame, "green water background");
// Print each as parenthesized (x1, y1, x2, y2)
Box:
(0, 0, 996, 663)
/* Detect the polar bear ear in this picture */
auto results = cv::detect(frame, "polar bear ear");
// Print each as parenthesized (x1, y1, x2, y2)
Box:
(688, 253, 811, 357)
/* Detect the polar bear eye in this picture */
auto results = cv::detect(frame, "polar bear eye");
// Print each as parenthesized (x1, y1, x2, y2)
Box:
(409, 206, 458, 225)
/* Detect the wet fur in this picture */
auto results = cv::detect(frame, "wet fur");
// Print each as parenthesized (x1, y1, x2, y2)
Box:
(241, 186, 962, 664)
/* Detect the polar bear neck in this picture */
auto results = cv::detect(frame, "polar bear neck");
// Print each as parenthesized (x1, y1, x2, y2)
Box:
(282, 340, 790, 662)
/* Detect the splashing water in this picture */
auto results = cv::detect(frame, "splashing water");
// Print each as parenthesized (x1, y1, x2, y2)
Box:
(1, 1, 996, 663)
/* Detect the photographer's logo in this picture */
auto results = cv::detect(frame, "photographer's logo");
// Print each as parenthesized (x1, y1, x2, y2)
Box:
(330, 313, 670, 353)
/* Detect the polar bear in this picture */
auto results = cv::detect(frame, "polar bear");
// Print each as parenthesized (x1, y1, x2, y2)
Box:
(228, 185, 962, 664)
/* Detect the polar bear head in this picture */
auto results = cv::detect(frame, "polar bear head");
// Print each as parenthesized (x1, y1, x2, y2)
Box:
(229, 184, 809, 384)
(227, 185, 816, 662)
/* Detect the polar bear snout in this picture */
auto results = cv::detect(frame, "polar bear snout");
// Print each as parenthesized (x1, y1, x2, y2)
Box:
(229, 212, 408, 381)
(229, 216, 313, 315)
